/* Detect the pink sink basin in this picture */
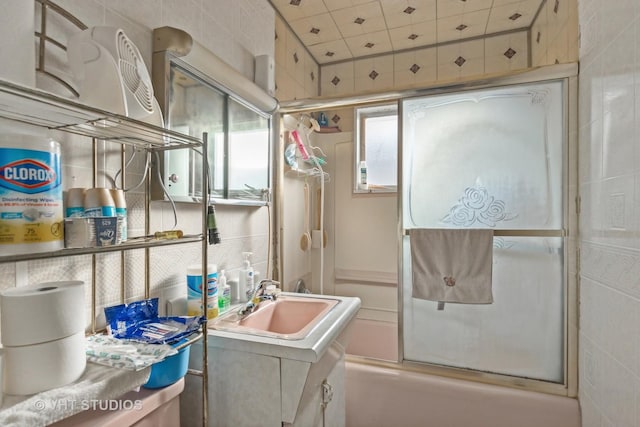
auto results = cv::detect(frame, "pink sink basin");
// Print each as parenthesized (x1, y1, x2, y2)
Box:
(210, 295, 339, 340)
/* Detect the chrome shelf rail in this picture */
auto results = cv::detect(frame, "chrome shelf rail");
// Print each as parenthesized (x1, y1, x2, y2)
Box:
(0, 235, 204, 263)
(0, 78, 202, 150)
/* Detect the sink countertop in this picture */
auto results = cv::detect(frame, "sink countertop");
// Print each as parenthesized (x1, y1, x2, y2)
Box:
(206, 293, 361, 363)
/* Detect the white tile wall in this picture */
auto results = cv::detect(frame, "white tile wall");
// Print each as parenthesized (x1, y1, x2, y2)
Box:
(576, 0, 640, 424)
(0, 1, 275, 328)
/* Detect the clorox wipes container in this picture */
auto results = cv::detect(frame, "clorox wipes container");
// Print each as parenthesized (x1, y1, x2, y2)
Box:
(0, 134, 64, 255)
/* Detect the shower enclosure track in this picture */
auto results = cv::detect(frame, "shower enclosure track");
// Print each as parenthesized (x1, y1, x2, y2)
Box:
(403, 229, 566, 237)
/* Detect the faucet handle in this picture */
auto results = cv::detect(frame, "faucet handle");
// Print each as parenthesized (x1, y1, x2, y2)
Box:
(237, 301, 257, 317)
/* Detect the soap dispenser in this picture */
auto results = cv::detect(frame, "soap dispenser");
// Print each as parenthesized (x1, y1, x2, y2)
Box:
(217, 269, 230, 313)
(239, 252, 254, 301)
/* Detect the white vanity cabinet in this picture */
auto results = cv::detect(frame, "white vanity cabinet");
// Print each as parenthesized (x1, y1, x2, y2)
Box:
(182, 294, 360, 427)
(285, 342, 346, 427)
(185, 335, 347, 427)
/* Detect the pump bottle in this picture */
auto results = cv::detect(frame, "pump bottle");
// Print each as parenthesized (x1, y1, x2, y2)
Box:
(239, 252, 254, 301)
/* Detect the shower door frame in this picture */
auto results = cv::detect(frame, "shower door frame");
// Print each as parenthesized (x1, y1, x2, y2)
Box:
(397, 64, 579, 397)
(278, 63, 578, 397)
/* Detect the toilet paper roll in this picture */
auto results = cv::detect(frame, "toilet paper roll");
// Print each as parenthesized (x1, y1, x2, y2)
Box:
(3, 331, 86, 395)
(0, 281, 85, 347)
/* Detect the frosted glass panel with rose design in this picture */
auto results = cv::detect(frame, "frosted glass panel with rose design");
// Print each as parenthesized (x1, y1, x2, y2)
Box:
(402, 81, 563, 229)
(401, 80, 566, 383)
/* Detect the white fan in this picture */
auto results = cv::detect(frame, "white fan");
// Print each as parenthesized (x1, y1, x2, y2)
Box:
(67, 26, 160, 122)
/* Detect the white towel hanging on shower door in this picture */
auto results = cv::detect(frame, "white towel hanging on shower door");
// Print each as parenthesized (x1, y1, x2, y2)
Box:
(409, 228, 494, 309)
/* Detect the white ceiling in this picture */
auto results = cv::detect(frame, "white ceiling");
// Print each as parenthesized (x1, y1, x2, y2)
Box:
(270, 0, 545, 64)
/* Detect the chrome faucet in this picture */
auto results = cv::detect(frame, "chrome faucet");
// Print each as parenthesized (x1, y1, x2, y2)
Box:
(237, 279, 279, 317)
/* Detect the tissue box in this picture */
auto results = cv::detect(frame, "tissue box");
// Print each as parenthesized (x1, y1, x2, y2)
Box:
(64, 217, 123, 248)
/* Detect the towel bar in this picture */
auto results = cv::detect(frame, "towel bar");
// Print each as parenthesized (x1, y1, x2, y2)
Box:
(403, 229, 566, 237)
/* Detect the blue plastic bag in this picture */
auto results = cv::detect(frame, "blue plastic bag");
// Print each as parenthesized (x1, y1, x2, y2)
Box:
(105, 298, 203, 344)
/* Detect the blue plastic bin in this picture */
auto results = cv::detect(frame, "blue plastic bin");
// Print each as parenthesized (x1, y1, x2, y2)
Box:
(143, 338, 191, 389)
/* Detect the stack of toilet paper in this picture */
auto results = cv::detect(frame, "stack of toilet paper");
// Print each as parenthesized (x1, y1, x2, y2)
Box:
(0, 281, 86, 395)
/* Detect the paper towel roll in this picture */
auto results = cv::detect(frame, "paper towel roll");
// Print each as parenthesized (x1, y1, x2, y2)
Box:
(3, 330, 86, 395)
(0, 281, 85, 347)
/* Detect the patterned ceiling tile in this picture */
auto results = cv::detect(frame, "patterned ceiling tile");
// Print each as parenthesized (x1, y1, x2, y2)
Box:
(492, 0, 538, 5)
(344, 29, 393, 57)
(323, 0, 374, 12)
(435, 0, 494, 19)
(484, 31, 528, 74)
(354, 55, 394, 92)
(289, 12, 342, 46)
(485, 1, 541, 33)
(270, 0, 544, 63)
(307, 38, 353, 64)
(436, 38, 485, 77)
(321, 62, 355, 94)
(388, 21, 437, 50)
(394, 47, 437, 86)
(330, 2, 387, 38)
(270, 0, 328, 22)
(436, 8, 490, 43)
(380, 0, 437, 29)
(437, 38, 485, 64)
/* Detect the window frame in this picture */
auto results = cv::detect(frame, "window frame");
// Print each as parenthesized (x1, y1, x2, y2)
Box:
(354, 102, 399, 194)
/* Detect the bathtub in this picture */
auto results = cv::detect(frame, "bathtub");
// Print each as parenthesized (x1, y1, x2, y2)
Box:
(344, 319, 581, 427)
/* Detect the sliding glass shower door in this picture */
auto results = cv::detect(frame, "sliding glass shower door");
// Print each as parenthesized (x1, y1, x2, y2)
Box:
(400, 78, 571, 384)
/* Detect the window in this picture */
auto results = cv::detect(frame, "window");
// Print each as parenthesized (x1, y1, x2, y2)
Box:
(355, 103, 398, 193)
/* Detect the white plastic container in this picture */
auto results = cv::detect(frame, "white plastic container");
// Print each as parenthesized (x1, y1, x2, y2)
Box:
(0, 134, 64, 255)
(186, 264, 218, 319)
